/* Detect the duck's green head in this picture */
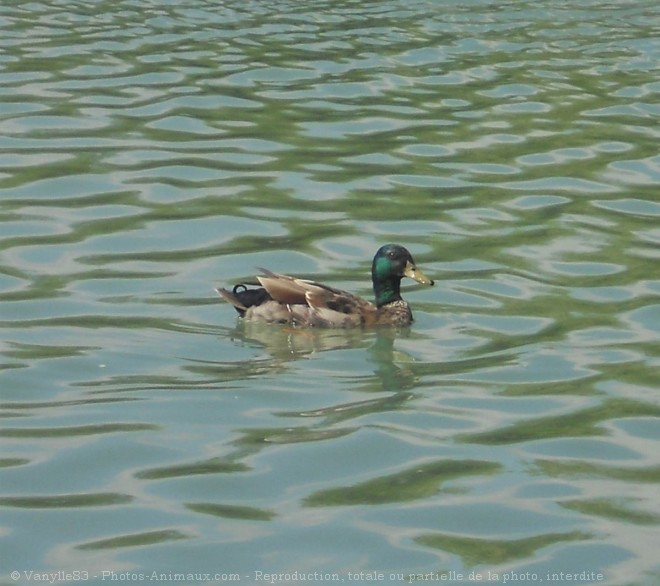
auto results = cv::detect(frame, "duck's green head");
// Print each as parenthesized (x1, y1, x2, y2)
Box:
(371, 244, 434, 307)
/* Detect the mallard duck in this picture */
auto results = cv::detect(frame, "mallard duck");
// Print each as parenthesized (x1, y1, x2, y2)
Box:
(216, 244, 434, 327)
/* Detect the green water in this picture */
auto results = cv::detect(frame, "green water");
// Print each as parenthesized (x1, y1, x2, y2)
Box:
(1, 0, 659, 585)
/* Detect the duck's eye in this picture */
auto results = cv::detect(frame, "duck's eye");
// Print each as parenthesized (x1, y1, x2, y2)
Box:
(387, 251, 396, 259)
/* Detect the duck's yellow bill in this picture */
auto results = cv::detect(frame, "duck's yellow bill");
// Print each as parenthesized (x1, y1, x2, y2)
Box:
(404, 261, 434, 286)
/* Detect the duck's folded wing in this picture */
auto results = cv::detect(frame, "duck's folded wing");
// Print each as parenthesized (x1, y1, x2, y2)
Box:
(295, 280, 378, 326)
(256, 272, 344, 307)
(256, 269, 310, 305)
(256, 269, 377, 326)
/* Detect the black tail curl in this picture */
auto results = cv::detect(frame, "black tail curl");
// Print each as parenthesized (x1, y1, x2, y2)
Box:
(232, 283, 271, 309)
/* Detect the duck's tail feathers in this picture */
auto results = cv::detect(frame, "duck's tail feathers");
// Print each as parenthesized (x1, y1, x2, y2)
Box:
(216, 284, 271, 316)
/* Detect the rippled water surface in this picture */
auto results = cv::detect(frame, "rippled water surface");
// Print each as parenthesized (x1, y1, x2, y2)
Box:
(1, 1, 659, 585)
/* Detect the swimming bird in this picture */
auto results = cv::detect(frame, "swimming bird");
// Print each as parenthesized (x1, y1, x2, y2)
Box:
(216, 244, 434, 327)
